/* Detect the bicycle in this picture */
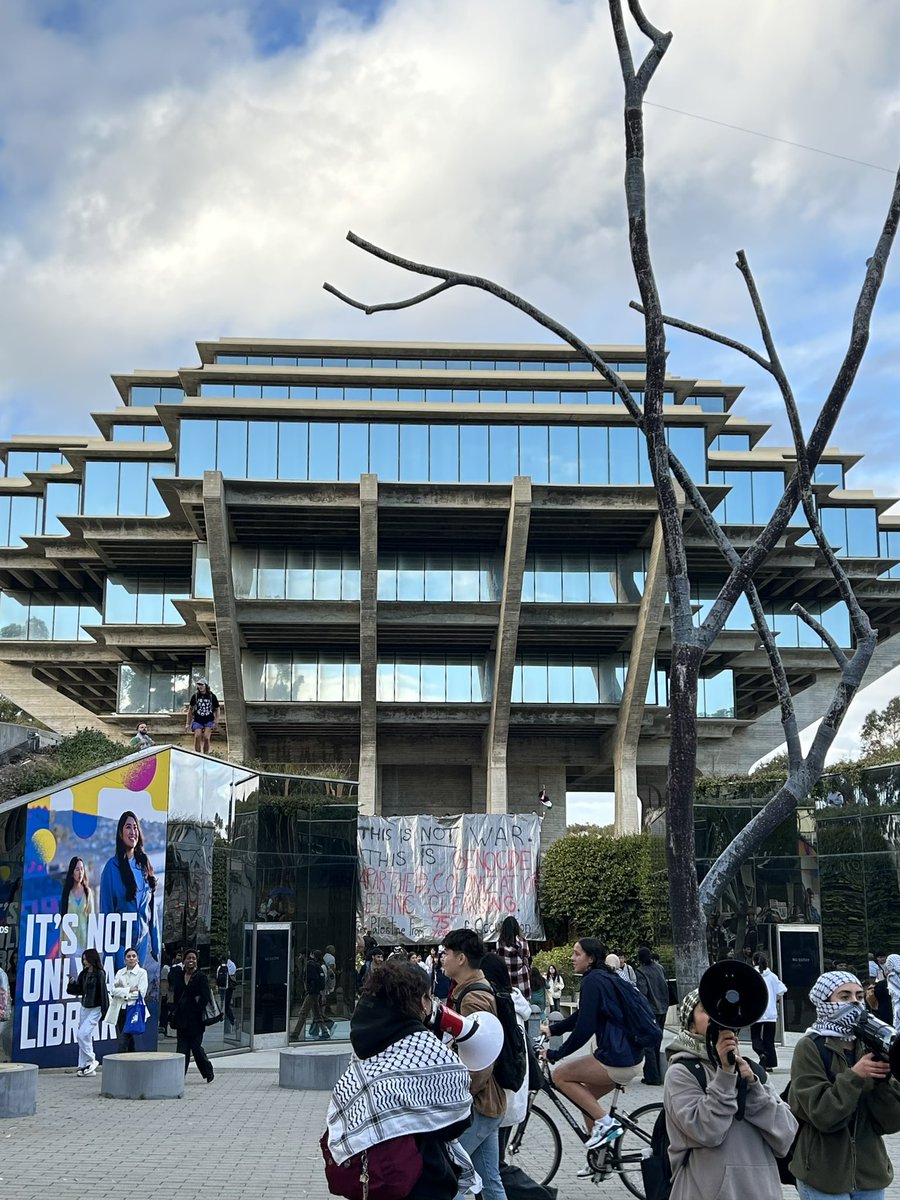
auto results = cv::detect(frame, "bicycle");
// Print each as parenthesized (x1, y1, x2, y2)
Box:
(504, 1039, 663, 1197)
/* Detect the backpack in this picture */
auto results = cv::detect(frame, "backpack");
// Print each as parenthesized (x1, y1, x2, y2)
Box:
(641, 1057, 770, 1200)
(777, 1034, 835, 1188)
(453, 980, 527, 1092)
(320, 1130, 423, 1200)
(216, 964, 228, 988)
(607, 970, 664, 1050)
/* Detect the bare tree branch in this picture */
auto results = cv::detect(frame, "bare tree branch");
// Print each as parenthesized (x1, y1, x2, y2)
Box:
(628, 297, 771, 374)
(322, 279, 457, 314)
(791, 602, 849, 668)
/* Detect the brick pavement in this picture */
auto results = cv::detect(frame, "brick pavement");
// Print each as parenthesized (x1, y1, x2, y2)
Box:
(4, 1042, 900, 1200)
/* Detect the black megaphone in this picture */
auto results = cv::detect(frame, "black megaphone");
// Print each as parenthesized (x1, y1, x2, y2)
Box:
(698, 960, 769, 1065)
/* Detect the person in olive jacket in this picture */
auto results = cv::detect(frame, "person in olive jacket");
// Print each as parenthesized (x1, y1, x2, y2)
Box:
(789, 970, 900, 1200)
(170, 948, 214, 1082)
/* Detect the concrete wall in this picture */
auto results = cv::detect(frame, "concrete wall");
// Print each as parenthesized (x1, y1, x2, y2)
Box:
(380, 765, 474, 815)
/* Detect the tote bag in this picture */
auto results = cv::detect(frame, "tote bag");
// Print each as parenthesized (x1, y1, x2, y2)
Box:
(124, 1001, 147, 1034)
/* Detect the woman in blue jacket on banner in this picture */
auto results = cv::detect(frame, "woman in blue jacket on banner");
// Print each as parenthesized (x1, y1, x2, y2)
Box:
(99, 810, 159, 970)
(541, 938, 643, 1157)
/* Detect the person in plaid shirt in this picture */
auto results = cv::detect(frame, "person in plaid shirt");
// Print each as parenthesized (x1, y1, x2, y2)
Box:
(496, 917, 532, 1000)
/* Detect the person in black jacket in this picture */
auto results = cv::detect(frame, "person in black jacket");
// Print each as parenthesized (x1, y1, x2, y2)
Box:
(69, 948, 109, 1077)
(325, 959, 476, 1200)
(635, 945, 670, 1085)
(170, 948, 214, 1082)
(293, 949, 331, 1040)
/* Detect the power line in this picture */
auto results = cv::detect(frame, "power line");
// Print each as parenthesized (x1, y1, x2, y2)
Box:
(645, 101, 895, 174)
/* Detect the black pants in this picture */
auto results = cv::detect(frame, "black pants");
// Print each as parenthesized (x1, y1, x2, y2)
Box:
(116, 1010, 137, 1053)
(177, 1028, 214, 1080)
(750, 1021, 777, 1068)
(642, 1013, 667, 1084)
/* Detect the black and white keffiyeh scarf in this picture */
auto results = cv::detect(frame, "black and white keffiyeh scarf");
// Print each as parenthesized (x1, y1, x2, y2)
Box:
(326, 1029, 478, 1192)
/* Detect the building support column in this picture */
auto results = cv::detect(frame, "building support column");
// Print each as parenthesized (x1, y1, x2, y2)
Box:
(358, 474, 378, 816)
(614, 515, 669, 835)
(202, 470, 253, 764)
(486, 476, 531, 814)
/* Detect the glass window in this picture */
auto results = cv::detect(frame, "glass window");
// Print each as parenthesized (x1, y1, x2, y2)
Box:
(573, 657, 599, 703)
(286, 548, 314, 599)
(701, 670, 735, 718)
(248, 421, 278, 478)
(118, 664, 150, 712)
(453, 390, 479, 404)
(522, 657, 547, 703)
(420, 659, 445, 702)
(369, 424, 399, 481)
(339, 423, 369, 481)
(397, 552, 424, 600)
(813, 463, 844, 486)
(344, 387, 370, 402)
(241, 652, 266, 701)
(399, 424, 428, 481)
(549, 426, 578, 484)
(147, 463, 174, 516)
(7, 451, 38, 475)
(394, 661, 420, 701)
(199, 383, 233, 398)
(520, 425, 549, 483)
(264, 657, 291, 701)
(314, 550, 342, 600)
(446, 659, 473, 702)
(845, 507, 878, 556)
(376, 660, 395, 701)
(232, 545, 256, 598)
(489, 426, 518, 481)
(341, 551, 360, 600)
(82, 461, 119, 515)
(117, 461, 148, 515)
(429, 425, 459, 482)
(609, 427, 639, 484)
(561, 553, 590, 602)
(289, 384, 317, 400)
(316, 654, 342, 701)
(578, 426, 609, 484)
(459, 425, 489, 482)
(178, 420, 213, 476)
(711, 433, 751, 452)
(234, 383, 262, 399)
(193, 544, 212, 598)
(215, 421, 247, 479)
(534, 554, 562, 602)
(106, 575, 138, 623)
(751, 471, 785, 523)
(292, 656, 316, 701)
(548, 655, 574, 703)
(308, 424, 339, 481)
(51, 605, 79, 640)
(44, 482, 80, 535)
(453, 552, 480, 601)
(377, 555, 397, 601)
(668, 426, 707, 480)
(160, 387, 183, 404)
(424, 553, 452, 601)
(372, 388, 398, 403)
(261, 384, 289, 399)
(277, 422, 308, 480)
(136, 577, 165, 624)
(258, 546, 285, 599)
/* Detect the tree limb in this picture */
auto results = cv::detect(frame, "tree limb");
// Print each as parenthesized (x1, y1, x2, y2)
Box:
(791, 603, 849, 669)
(322, 279, 456, 314)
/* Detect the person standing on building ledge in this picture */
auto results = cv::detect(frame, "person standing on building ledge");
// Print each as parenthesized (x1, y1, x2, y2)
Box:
(184, 678, 219, 754)
(129, 722, 153, 750)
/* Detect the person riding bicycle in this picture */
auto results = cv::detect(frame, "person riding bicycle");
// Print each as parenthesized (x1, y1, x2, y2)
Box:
(540, 938, 643, 1174)
(664, 987, 796, 1200)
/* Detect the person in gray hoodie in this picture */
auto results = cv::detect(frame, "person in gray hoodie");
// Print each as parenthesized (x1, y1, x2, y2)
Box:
(663, 986, 797, 1200)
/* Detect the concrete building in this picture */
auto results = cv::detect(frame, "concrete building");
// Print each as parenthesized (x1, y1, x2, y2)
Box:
(1, 338, 899, 836)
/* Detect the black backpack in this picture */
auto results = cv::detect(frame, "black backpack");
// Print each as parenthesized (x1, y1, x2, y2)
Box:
(453, 980, 527, 1092)
(607, 970, 664, 1050)
(641, 1057, 771, 1200)
(216, 964, 228, 988)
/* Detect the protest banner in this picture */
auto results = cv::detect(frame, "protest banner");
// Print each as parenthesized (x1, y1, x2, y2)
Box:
(12, 751, 169, 1067)
(358, 813, 543, 943)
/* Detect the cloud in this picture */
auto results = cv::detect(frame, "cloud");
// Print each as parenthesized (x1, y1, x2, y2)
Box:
(0, 0, 897, 495)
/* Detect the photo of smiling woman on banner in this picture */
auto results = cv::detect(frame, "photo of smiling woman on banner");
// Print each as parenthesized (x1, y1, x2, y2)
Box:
(99, 810, 159, 971)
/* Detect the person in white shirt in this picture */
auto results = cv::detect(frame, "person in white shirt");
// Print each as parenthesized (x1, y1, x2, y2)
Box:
(750, 953, 787, 1068)
(108, 946, 149, 1052)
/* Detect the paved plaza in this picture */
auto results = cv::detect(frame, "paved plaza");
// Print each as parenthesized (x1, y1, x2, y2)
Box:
(5, 1036, 900, 1200)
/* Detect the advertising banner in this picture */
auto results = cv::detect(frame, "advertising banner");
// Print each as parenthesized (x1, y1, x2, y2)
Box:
(13, 751, 169, 1067)
(358, 814, 543, 943)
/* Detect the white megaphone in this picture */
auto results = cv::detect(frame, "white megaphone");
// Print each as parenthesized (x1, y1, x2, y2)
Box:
(432, 1003, 504, 1072)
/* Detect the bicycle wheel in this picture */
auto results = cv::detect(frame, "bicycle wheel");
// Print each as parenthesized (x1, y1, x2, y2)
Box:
(505, 1103, 563, 1187)
(611, 1102, 664, 1200)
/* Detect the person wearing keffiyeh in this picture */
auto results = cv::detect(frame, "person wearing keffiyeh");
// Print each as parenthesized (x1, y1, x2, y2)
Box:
(884, 953, 900, 1031)
(325, 958, 479, 1200)
(788, 970, 900, 1200)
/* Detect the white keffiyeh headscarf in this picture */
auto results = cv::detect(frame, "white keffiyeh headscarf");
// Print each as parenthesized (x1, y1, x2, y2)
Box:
(884, 954, 900, 1030)
(326, 1028, 480, 1194)
(807, 971, 864, 1039)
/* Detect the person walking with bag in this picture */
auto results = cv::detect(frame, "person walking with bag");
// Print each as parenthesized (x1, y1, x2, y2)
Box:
(107, 946, 148, 1053)
(635, 945, 670, 1085)
(788, 970, 900, 1200)
(67, 948, 109, 1076)
(170, 948, 215, 1082)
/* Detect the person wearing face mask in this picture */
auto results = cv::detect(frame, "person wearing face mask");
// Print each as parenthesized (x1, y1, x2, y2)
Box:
(663, 987, 797, 1200)
(788, 971, 900, 1200)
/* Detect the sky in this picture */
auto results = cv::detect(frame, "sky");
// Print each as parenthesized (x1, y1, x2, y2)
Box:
(2, 0, 900, 792)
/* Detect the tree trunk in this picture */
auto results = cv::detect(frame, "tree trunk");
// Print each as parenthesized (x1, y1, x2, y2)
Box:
(666, 642, 707, 993)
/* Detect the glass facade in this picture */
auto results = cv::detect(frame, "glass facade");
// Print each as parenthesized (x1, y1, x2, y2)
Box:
(709, 469, 787, 524)
(512, 653, 628, 704)
(710, 434, 751, 451)
(0, 593, 99, 640)
(0, 494, 44, 547)
(128, 385, 184, 405)
(213, 353, 645, 373)
(3, 450, 65, 476)
(691, 587, 852, 649)
(242, 653, 361, 702)
(117, 663, 201, 713)
(198, 382, 673, 407)
(819, 505, 879, 557)
(0, 749, 359, 1060)
(110, 425, 169, 443)
(879, 529, 900, 579)
(232, 546, 359, 601)
(82, 460, 175, 517)
(43, 482, 80, 536)
(376, 656, 488, 702)
(378, 552, 499, 602)
(522, 550, 645, 603)
(178, 418, 707, 485)
(104, 574, 189, 624)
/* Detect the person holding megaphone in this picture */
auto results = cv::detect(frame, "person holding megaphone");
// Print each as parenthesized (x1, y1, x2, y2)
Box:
(663, 967, 797, 1200)
(787, 970, 900, 1200)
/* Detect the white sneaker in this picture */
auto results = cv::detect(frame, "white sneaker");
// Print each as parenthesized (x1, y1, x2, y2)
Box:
(577, 1164, 596, 1178)
(585, 1119, 622, 1150)
(82, 1060, 99, 1077)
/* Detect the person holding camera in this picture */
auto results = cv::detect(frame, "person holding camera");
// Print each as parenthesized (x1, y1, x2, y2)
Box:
(788, 970, 900, 1200)
(663, 987, 797, 1200)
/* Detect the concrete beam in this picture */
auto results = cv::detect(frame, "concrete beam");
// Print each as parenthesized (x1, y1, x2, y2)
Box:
(358, 475, 378, 815)
(202, 471, 253, 763)
(0, 662, 121, 737)
(486, 477, 532, 814)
